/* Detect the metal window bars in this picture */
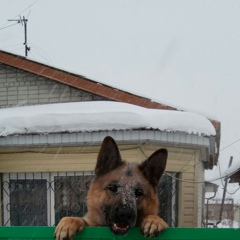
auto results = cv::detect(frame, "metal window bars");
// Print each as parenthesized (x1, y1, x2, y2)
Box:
(1, 171, 178, 227)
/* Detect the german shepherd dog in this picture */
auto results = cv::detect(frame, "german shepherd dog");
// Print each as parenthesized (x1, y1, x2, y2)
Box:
(55, 136, 168, 240)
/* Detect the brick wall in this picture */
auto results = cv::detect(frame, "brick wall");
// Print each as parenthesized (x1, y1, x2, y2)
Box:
(0, 64, 108, 109)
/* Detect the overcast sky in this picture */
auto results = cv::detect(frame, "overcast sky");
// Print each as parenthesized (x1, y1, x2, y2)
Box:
(1, 0, 240, 197)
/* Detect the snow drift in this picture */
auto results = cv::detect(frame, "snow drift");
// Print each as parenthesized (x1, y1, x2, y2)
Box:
(0, 101, 216, 137)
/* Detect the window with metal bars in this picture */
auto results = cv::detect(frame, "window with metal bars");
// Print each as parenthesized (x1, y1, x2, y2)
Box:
(1, 171, 178, 227)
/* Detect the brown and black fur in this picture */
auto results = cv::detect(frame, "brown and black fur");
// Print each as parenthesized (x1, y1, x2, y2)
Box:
(55, 136, 168, 240)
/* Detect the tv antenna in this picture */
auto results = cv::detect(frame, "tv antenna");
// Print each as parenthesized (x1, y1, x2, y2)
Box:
(8, 16, 30, 57)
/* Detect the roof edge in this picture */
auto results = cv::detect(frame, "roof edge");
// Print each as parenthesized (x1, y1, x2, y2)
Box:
(0, 50, 175, 110)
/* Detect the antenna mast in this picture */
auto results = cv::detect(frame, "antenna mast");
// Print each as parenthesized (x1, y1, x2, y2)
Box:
(8, 16, 30, 57)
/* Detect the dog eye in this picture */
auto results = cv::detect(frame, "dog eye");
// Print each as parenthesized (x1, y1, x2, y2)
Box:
(107, 184, 119, 194)
(135, 188, 144, 198)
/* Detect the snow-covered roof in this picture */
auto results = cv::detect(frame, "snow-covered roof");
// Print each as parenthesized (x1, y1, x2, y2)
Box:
(224, 161, 240, 179)
(0, 101, 216, 137)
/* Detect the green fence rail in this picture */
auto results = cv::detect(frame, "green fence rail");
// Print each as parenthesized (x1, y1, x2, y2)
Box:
(0, 227, 240, 240)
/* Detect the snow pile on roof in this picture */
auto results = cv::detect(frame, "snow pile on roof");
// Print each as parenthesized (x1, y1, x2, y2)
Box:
(223, 160, 240, 178)
(0, 101, 216, 137)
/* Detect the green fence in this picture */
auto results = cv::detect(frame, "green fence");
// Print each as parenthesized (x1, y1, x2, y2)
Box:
(0, 227, 240, 240)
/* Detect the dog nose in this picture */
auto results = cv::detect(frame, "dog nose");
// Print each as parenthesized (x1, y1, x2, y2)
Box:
(116, 206, 135, 223)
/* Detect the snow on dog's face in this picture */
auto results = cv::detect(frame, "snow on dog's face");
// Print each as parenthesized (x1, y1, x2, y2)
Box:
(85, 136, 168, 236)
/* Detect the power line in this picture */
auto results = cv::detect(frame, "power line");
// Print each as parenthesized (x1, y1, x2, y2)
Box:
(138, 146, 209, 184)
(226, 186, 240, 195)
(0, 22, 18, 31)
(0, 0, 39, 29)
(220, 138, 240, 152)
(217, 156, 240, 196)
(13, 0, 39, 18)
(165, 170, 236, 184)
(137, 144, 240, 185)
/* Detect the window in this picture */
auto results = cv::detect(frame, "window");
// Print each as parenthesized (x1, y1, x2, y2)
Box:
(2, 172, 93, 226)
(158, 172, 179, 227)
(10, 179, 47, 226)
(54, 175, 93, 225)
(2, 171, 178, 227)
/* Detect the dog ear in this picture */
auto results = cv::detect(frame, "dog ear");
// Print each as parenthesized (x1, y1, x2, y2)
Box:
(95, 136, 123, 176)
(138, 149, 168, 188)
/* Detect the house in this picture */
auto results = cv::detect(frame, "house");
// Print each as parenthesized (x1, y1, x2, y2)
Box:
(0, 50, 221, 228)
(203, 162, 240, 228)
(225, 163, 240, 184)
(204, 198, 234, 228)
(204, 181, 219, 227)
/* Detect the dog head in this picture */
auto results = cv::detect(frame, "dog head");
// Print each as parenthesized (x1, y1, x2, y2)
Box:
(86, 136, 168, 235)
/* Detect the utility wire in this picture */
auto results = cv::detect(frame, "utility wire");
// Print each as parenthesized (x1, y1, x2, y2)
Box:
(138, 144, 240, 184)
(220, 138, 240, 152)
(226, 186, 240, 195)
(164, 171, 236, 184)
(218, 157, 240, 196)
(0, 0, 39, 29)
(138, 146, 210, 184)
(0, 22, 18, 31)
(11, 0, 39, 20)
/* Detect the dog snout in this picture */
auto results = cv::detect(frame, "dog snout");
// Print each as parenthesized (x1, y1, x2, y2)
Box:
(116, 206, 135, 224)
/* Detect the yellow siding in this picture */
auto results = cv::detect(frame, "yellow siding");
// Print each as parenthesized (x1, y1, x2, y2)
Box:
(0, 145, 138, 173)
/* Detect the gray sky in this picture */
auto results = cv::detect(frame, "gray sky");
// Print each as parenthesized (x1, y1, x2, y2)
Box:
(1, 0, 240, 192)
